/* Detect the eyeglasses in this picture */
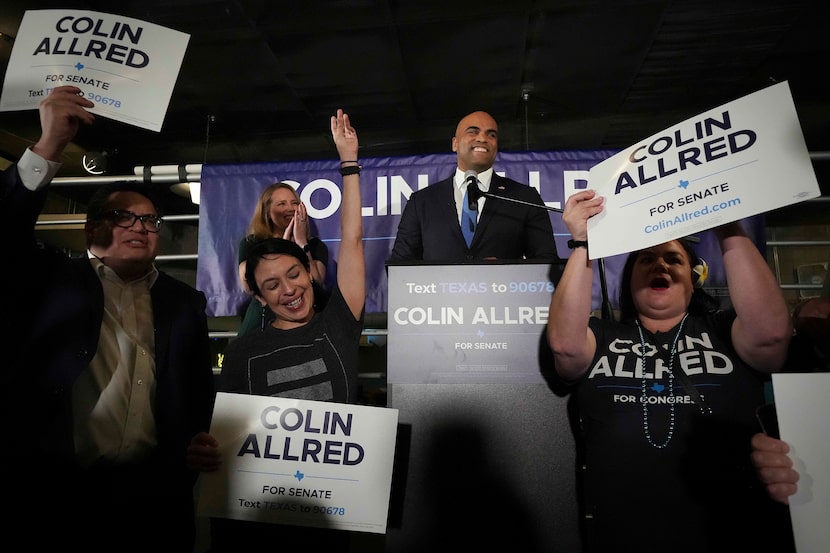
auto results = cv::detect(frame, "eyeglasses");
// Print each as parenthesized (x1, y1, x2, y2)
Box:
(100, 210, 163, 233)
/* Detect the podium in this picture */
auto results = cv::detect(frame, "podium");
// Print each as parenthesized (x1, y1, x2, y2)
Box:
(384, 261, 581, 552)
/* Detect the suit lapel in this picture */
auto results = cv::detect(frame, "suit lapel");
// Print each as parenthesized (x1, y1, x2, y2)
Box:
(150, 276, 170, 379)
(476, 174, 508, 237)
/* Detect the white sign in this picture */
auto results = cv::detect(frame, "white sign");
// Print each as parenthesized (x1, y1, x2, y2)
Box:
(586, 81, 820, 259)
(772, 373, 830, 553)
(0, 9, 189, 132)
(197, 392, 399, 534)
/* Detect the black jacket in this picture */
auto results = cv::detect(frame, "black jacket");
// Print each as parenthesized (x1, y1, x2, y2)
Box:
(388, 173, 559, 262)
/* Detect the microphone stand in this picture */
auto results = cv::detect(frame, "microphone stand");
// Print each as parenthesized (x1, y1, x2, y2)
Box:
(467, 180, 563, 213)
(467, 180, 615, 320)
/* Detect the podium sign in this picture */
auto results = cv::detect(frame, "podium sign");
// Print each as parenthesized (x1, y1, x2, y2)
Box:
(385, 262, 580, 552)
(386, 262, 557, 384)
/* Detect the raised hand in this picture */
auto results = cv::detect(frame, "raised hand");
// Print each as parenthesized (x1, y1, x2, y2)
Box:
(562, 189, 604, 242)
(33, 85, 95, 161)
(330, 108, 358, 162)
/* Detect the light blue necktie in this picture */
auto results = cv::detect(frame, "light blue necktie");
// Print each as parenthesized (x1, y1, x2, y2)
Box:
(462, 186, 477, 247)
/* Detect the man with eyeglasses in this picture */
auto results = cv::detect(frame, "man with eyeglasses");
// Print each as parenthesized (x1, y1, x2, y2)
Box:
(1, 85, 215, 552)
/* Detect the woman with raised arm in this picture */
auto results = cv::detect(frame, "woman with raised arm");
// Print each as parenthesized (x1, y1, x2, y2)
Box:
(547, 189, 794, 553)
(187, 109, 364, 552)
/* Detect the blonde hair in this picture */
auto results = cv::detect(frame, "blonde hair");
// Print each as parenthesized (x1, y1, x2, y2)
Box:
(247, 182, 300, 240)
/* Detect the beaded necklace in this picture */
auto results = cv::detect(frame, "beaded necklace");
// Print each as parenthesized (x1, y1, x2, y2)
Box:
(635, 313, 689, 449)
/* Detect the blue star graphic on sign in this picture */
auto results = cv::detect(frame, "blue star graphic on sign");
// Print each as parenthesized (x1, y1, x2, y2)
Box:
(294, 469, 305, 481)
(678, 179, 689, 189)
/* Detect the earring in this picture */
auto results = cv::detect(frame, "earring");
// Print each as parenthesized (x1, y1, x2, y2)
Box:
(260, 303, 266, 330)
(692, 258, 708, 288)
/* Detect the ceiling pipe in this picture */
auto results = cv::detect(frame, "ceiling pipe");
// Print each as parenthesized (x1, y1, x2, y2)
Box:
(133, 164, 203, 176)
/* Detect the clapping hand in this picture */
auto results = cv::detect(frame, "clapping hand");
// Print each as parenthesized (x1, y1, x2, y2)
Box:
(283, 202, 310, 246)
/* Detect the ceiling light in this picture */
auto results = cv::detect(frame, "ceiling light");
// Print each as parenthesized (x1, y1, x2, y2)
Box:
(82, 151, 108, 174)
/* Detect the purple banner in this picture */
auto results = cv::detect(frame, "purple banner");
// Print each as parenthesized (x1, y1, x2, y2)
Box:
(196, 150, 764, 317)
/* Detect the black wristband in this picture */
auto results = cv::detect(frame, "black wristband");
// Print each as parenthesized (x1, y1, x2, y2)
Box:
(567, 239, 588, 249)
(339, 165, 362, 176)
(302, 243, 311, 253)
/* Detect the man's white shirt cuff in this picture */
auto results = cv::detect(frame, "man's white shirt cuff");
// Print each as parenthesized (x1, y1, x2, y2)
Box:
(17, 147, 62, 191)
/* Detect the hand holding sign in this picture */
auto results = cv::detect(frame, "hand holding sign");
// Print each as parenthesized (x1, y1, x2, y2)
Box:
(32, 85, 95, 161)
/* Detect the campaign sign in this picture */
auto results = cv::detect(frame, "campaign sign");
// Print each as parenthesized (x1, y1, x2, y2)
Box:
(586, 81, 820, 259)
(387, 262, 557, 384)
(771, 373, 830, 553)
(197, 393, 399, 534)
(0, 9, 189, 132)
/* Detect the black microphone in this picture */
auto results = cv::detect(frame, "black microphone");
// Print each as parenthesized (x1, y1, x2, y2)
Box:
(464, 170, 480, 211)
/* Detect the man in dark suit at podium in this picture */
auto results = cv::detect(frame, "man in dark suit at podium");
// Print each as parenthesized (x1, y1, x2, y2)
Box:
(388, 110, 560, 262)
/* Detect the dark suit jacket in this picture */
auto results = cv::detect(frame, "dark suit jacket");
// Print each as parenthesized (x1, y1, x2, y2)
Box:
(388, 173, 560, 262)
(1, 165, 215, 550)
